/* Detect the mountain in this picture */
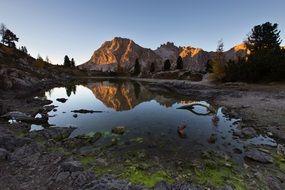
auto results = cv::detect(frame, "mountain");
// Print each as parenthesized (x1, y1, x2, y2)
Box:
(79, 37, 248, 73)
(80, 37, 162, 73)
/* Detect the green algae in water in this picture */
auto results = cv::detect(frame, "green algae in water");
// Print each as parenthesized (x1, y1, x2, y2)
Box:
(194, 151, 246, 190)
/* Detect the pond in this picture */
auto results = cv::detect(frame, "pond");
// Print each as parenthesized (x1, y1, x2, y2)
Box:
(32, 80, 275, 162)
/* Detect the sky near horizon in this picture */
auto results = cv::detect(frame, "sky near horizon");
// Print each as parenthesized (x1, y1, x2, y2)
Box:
(1, 0, 285, 65)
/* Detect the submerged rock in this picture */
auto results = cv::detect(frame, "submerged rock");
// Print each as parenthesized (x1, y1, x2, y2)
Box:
(245, 149, 273, 163)
(241, 127, 257, 137)
(63, 132, 102, 149)
(111, 126, 126, 135)
(71, 109, 103, 114)
(208, 134, 217, 144)
(56, 98, 68, 103)
(233, 127, 257, 138)
(177, 125, 187, 138)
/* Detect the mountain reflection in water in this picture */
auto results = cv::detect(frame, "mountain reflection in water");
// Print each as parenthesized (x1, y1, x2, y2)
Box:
(34, 79, 276, 164)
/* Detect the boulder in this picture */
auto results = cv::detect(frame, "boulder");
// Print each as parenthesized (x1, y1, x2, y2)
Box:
(1, 111, 48, 124)
(29, 127, 75, 141)
(245, 149, 273, 163)
(60, 160, 84, 172)
(0, 148, 9, 161)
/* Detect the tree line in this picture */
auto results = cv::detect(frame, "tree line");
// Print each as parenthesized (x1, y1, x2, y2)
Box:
(209, 22, 285, 82)
(133, 55, 184, 76)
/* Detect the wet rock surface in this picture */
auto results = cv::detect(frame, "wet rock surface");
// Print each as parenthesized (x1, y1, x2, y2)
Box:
(245, 149, 273, 163)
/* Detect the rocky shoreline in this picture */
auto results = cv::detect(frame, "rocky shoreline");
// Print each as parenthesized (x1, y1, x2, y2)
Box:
(0, 78, 285, 189)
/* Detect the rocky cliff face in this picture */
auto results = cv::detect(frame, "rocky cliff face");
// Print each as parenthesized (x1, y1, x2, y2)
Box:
(80, 37, 248, 73)
(80, 37, 162, 73)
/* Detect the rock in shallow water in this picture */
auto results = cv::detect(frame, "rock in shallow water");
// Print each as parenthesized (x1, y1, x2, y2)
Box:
(71, 109, 103, 114)
(111, 126, 126, 135)
(233, 127, 257, 138)
(29, 127, 75, 140)
(245, 149, 273, 163)
(56, 98, 67, 103)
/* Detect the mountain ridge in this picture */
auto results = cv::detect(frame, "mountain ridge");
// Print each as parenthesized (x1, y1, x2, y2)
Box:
(79, 37, 248, 73)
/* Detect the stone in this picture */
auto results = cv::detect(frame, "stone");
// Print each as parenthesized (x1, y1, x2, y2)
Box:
(0, 148, 9, 161)
(29, 127, 75, 140)
(276, 144, 285, 157)
(43, 105, 57, 112)
(154, 181, 170, 190)
(171, 183, 203, 190)
(1, 111, 48, 124)
(55, 171, 70, 182)
(208, 134, 217, 144)
(73, 114, 78, 118)
(56, 98, 67, 103)
(233, 127, 257, 138)
(95, 158, 108, 166)
(241, 127, 257, 137)
(60, 160, 84, 172)
(245, 149, 273, 163)
(71, 109, 103, 114)
(233, 148, 242, 154)
(266, 176, 282, 190)
(111, 126, 126, 135)
(10, 143, 40, 161)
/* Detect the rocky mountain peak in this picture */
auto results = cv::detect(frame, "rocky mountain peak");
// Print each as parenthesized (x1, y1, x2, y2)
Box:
(79, 37, 249, 73)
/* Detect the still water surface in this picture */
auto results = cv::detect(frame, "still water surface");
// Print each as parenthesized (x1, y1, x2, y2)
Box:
(33, 79, 275, 163)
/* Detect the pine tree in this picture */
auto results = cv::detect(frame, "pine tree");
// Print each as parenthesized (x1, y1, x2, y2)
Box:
(0, 23, 7, 44)
(2, 29, 19, 48)
(150, 62, 155, 73)
(64, 55, 71, 67)
(176, 56, 183, 70)
(20, 46, 28, 54)
(134, 58, 141, 75)
(245, 22, 284, 81)
(246, 22, 281, 54)
(163, 59, 171, 71)
(70, 58, 75, 67)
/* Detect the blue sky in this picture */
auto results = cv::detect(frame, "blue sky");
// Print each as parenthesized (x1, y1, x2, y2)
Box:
(1, 0, 285, 65)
